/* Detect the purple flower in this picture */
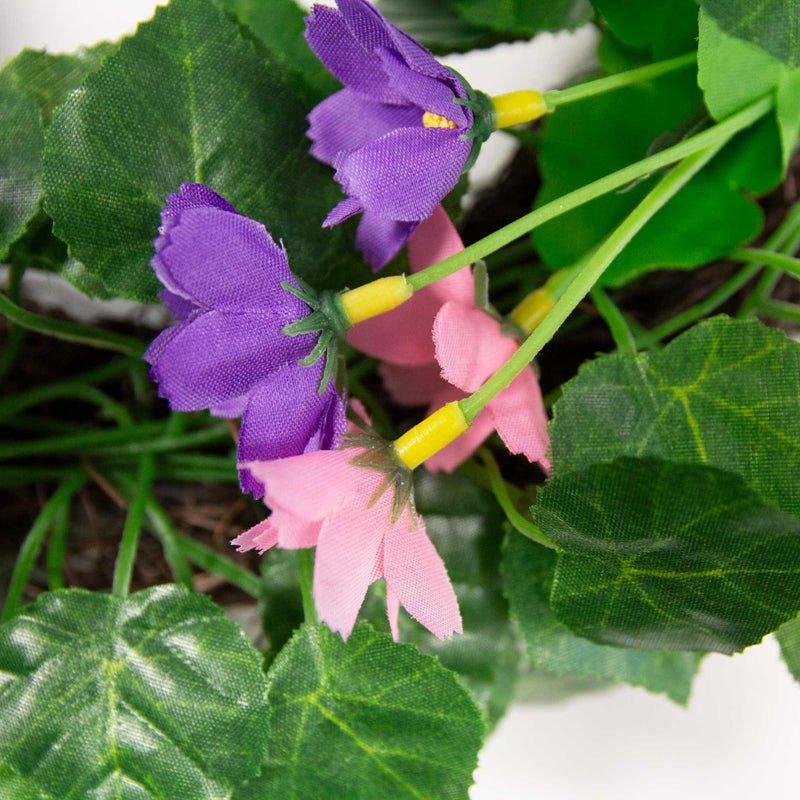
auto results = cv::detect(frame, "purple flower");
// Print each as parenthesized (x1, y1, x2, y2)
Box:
(144, 183, 346, 498)
(305, 0, 476, 271)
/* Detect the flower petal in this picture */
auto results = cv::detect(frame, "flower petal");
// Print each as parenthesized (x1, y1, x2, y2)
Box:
(489, 367, 551, 470)
(433, 302, 517, 393)
(308, 89, 422, 167)
(355, 212, 418, 271)
(231, 520, 278, 554)
(148, 311, 314, 411)
(378, 361, 445, 406)
(324, 196, 363, 227)
(333, 127, 470, 221)
(383, 511, 462, 639)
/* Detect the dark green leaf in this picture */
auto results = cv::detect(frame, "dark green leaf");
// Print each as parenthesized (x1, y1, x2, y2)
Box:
(776, 614, 800, 682)
(236, 623, 483, 800)
(453, 0, 594, 36)
(550, 317, 800, 519)
(592, 0, 699, 59)
(503, 529, 702, 703)
(42, 0, 369, 302)
(0, 585, 270, 798)
(0, 79, 43, 258)
(699, 0, 800, 69)
(539, 457, 800, 653)
(216, 0, 340, 102)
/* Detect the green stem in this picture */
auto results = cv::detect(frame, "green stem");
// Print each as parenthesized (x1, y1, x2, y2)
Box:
(731, 248, 800, 280)
(478, 449, 555, 548)
(590, 286, 637, 354)
(297, 549, 318, 624)
(756, 300, 800, 325)
(461, 144, 725, 421)
(406, 96, 770, 292)
(543, 52, 697, 110)
(142, 500, 195, 592)
(0, 383, 132, 426)
(0, 263, 26, 381)
(46, 501, 71, 591)
(2, 473, 86, 622)
(0, 292, 146, 357)
(111, 454, 155, 599)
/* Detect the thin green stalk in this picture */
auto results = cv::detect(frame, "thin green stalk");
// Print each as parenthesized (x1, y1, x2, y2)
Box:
(407, 96, 771, 293)
(171, 532, 261, 598)
(0, 465, 77, 487)
(461, 144, 725, 421)
(143, 499, 195, 592)
(0, 292, 146, 357)
(297, 549, 318, 624)
(590, 286, 637, 353)
(543, 51, 697, 109)
(0, 263, 26, 381)
(88, 426, 232, 458)
(111, 454, 155, 599)
(731, 248, 800, 280)
(757, 300, 800, 325)
(0, 383, 132, 426)
(478, 449, 555, 548)
(2, 472, 86, 622)
(46, 501, 71, 591)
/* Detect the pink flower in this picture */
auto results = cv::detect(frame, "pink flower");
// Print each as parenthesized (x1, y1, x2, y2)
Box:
(348, 206, 550, 472)
(232, 448, 462, 641)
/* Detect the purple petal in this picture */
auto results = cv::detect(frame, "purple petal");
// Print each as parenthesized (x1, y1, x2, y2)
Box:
(379, 49, 470, 128)
(158, 288, 197, 322)
(306, 385, 347, 452)
(162, 183, 237, 223)
(338, 0, 397, 51)
(210, 394, 249, 418)
(155, 206, 306, 315)
(149, 310, 314, 411)
(304, 4, 406, 103)
(386, 27, 463, 87)
(324, 196, 363, 227)
(308, 88, 422, 166)
(356, 212, 418, 271)
(334, 127, 471, 221)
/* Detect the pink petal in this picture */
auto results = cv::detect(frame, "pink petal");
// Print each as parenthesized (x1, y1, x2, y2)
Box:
(425, 406, 495, 473)
(231, 520, 278, 554)
(489, 367, 551, 471)
(313, 501, 389, 640)
(433, 302, 517, 393)
(379, 361, 446, 406)
(383, 513, 462, 639)
(346, 207, 472, 366)
(386, 585, 401, 642)
(272, 509, 323, 550)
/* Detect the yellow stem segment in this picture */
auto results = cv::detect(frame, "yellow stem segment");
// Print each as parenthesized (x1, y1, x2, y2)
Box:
(491, 90, 548, 129)
(339, 276, 414, 326)
(509, 287, 556, 336)
(393, 402, 468, 470)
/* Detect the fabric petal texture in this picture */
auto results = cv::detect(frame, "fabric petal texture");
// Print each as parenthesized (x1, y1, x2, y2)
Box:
(305, 0, 475, 269)
(145, 183, 346, 495)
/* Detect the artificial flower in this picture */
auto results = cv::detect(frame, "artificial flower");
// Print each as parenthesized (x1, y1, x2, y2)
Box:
(305, 0, 485, 270)
(232, 447, 462, 641)
(144, 183, 345, 497)
(348, 206, 550, 472)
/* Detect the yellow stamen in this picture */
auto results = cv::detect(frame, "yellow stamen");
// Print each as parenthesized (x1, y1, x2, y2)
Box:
(393, 402, 469, 470)
(509, 287, 555, 336)
(491, 90, 548, 129)
(339, 276, 414, 326)
(423, 111, 458, 129)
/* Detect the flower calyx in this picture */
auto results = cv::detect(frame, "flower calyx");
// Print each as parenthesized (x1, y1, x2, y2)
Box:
(281, 277, 353, 394)
(446, 67, 497, 174)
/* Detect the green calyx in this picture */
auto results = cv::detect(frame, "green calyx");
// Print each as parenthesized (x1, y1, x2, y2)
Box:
(281, 278, 352, 395)
(341, 430, 416, 526)
(446, 66, 497, 174)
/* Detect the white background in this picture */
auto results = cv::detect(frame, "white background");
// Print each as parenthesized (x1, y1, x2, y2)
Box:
(2, 2, 799, 798)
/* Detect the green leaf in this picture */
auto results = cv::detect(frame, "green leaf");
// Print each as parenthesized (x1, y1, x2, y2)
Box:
(698, 0, 800, 69)
(0, 79, 44, 258)
(453, 0, 594, 36)
(592, 0, 699, 59)
(216, 0, 340, 102)
(776, 614, 800, 682)
(0, 585, 270, 798)
(236, 623, 484, 800)
(503, 530, 702, 703)
(539, 457, 800, 654)
(550, 317, 800, 519)
(776, 68, 800, 167)
(42, 0, 370, 302)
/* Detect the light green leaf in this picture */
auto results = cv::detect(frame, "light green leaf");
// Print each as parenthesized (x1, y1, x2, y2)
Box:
(236, 623, 483, 800)
(0, 585, 270, 799)
(503, 530, 702, 703)
(42, 0, 369, 302)
(776, 614, 800, 682)
(453, 0, 594, 36)
(539, 457, 800, 654)
(216, 0, 340, 101)
(776, 67, 800, 167)
(699, 0, 800, 69)
(550, 316, 800, 518)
